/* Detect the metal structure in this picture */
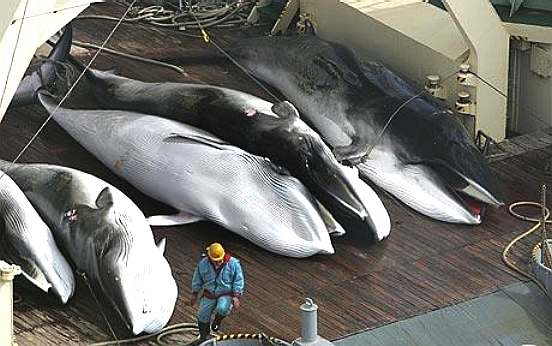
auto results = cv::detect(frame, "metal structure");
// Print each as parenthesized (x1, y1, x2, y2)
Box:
(299, 0, 507, 140)
(0, 261, 21, 346)
(491, 0, 552, 16)
(443, 0, 509, 141)
(299, 0, 552, 141)
(292, 298, 334, 346)
(0, 0, 99, 122)
(0, 1, 96, 342)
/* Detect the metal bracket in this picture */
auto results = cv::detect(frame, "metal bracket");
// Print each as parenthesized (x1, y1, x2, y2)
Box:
(475, 130, 497, 155)
(425, 74, 447, 100)
(455, 91, 476, 116)
(456, 63, 478, 87)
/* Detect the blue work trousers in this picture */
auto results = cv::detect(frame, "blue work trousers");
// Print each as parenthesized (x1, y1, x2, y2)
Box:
(197, 296, 233, 323)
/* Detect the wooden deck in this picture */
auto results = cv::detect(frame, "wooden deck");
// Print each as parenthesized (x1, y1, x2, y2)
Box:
(5, 2, 552, 345)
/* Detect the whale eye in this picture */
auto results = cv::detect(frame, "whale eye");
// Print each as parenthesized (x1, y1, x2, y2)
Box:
(64, 209, 78, 222)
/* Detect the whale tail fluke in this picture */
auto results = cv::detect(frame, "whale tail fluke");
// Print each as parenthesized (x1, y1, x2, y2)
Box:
(11, 24, 73, 108)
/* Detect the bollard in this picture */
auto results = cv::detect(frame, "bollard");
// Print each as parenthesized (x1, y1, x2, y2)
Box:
(0, 261, 21, 346)
(301, 298, 318, 342)
(424, 75, 446, 100)
(293, 298, 334, 346)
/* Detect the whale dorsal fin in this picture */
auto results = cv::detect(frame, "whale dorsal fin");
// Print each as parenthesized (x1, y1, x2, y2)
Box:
(96, 187, 114, 209)
(271, 101, 300, 119)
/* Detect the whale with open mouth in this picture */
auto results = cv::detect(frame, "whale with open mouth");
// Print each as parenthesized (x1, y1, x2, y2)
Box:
(223, 34, 503, 224)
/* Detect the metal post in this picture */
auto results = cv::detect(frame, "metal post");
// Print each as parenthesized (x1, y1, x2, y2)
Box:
(293, 298, 334, 346)
(540, 185, 552, 268)
(0, 261, 21, 346)
(442, 0, 510, 141)
(542, 184, 547, 251)
(301, 298, 317, 342)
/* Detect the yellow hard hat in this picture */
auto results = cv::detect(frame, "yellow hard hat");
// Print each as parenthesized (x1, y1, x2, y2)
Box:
(207, 243, 225, 262)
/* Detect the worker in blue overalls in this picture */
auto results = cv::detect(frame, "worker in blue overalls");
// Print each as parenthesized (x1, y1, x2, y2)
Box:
(190, 242, 245, 344)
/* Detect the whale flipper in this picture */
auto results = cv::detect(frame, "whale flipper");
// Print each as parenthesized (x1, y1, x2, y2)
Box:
(0, 171, 75, 303)
(0, 225, 53, 292)
(147, 212, 205, 226)
(164, 132, 228, 149)
(20, 266, 53, 292)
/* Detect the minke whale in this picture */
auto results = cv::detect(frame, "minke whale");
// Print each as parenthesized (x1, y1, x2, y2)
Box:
(222, 34, 503, 224)
(12, 23, 389, 241)
(0, 161, 177, 335)
(72, 64, 390, 241)
(0, 170, 74, 303)
(12, 24, 340, 256)
(37, 91, 337, 257)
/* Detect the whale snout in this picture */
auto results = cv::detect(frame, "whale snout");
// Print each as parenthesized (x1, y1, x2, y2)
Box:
(101, 250, 177, 335)
(358, 148, 484, 225)
(306, 138, 369, 223)
(339, 165, 391, 241)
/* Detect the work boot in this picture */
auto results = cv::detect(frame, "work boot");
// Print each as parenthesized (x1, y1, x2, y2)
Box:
(211, 314, 226, 332)
(190, 322, 211, 345)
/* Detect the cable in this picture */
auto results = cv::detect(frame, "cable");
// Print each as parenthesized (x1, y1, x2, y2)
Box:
(0, 2, 136, 340)
(503, 201, 552, 295)
(184, 0, 282, 103)
(75, 1, 254, 31)
(75, 1, 278, 101)
(470, 71, 552, 131)
(88, 323, 199, 346)
(71, 39, 189, 76)
(364, 69, 460, 160)
(208, 38, 282, 103)
(80, 272, 120, 342)
(1, 0, 137, 179)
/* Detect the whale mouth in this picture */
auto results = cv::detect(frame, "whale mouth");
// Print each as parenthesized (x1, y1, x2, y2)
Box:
(426, 160, 503, 208)
(357, 151, 483, 225)
(310, 168, 368, 221)
(446, 185, 484, 223)
(401, 164, 484, 225)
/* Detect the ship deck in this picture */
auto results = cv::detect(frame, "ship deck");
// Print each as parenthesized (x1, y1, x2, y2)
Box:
(5, 2, 552, 345)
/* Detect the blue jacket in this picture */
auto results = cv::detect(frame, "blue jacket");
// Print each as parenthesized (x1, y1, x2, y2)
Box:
(192, 255, 245, 297)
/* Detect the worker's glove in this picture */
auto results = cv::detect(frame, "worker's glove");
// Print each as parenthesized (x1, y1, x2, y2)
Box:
(190, 293, 198, 307)
(232, 296, 240, 309)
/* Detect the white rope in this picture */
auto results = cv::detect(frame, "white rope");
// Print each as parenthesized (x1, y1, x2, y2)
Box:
(364, 69, 459, 160)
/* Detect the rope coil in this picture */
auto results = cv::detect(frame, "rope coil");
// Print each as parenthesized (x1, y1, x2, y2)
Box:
(503, 199, 552, 295)
(77, 1, 254, 31)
